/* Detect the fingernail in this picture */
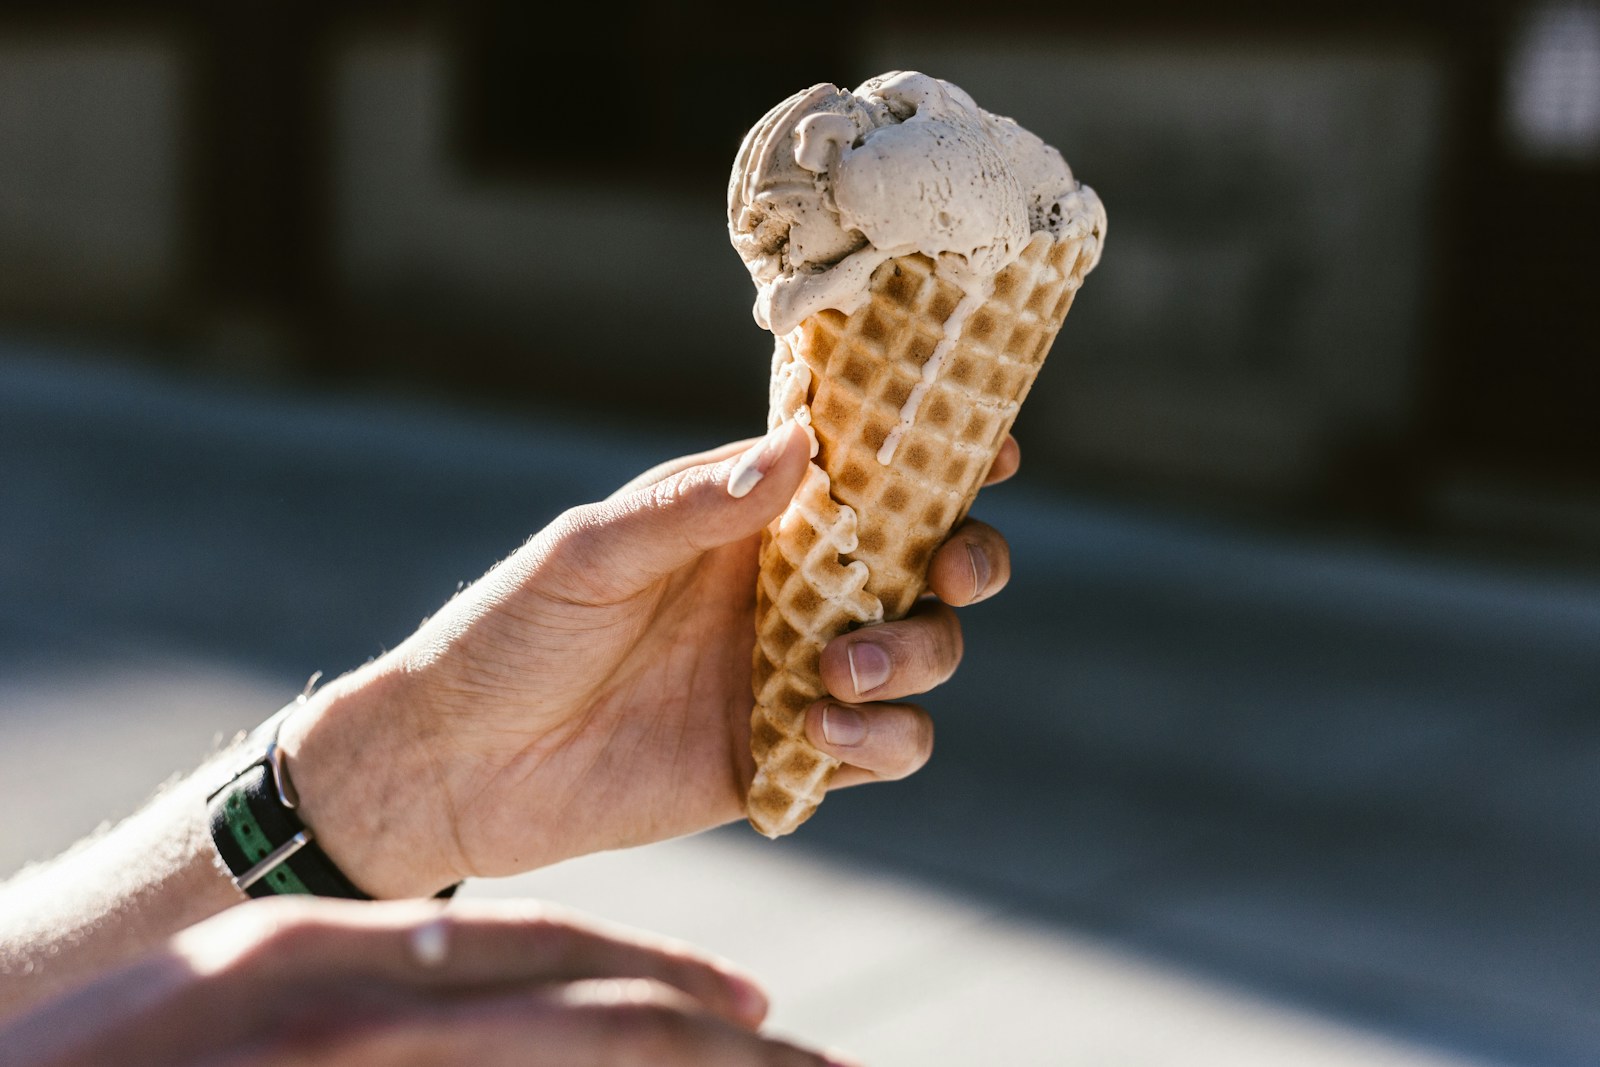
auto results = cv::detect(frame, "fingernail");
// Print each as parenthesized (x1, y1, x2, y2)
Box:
(846, 642, 892, 697)
(966, 542, 992, 601)
(727, 423, 791, 499)
(822, 704, 866, 747)
(823, 1051, 867, 1067)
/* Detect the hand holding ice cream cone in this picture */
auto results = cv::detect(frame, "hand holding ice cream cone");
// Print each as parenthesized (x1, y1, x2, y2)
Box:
(728, 71, 1107, 837)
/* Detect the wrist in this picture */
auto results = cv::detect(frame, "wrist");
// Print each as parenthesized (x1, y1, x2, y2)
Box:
(274, 664, 463, 898)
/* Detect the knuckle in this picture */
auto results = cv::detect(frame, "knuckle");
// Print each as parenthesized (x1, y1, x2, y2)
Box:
(543, 504, 603, 564)
(537, 502, 638, 602)
(517, 507, 595, 598)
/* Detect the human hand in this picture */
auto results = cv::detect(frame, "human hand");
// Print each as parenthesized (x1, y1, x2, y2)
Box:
(281, 423, 1020, 895)
(0, 896, 859, 1067)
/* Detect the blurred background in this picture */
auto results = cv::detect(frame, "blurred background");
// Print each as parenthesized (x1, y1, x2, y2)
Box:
(3, 1, 1599, 1064)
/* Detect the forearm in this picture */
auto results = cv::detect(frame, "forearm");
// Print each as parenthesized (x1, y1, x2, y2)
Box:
(0, 657, 468, 1025)
(0, 751, 244, 1023)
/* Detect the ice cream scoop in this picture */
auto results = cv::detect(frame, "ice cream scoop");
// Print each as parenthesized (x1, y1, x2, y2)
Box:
(728, 70, 1105, 336)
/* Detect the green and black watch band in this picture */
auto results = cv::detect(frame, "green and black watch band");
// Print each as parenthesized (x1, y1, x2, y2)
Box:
(207, 698, 459, 901)
(207, 699, 374, 899)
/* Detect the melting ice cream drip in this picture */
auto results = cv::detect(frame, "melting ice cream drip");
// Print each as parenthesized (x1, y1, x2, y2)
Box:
(875, 272, 994, 465)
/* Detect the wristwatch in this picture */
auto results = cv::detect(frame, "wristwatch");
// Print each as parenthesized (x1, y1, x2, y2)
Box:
(209, 696, 461, 900)
(206, 697, 376, 899)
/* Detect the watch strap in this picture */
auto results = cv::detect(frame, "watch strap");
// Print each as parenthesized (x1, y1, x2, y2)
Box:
(209, 759, 373, 899)
(207, 698, 461, 901)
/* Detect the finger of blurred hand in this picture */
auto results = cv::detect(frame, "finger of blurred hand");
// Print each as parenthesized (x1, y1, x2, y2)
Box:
(983, 434, 1021, 486)
(192, 898, 769, 1031)
(540, 979, 854, 1067)
(818, 600, 962, 704)
(925, 518, 1011, 607)
(236, 980, 846, 1067)
(806, 700, 935, 785)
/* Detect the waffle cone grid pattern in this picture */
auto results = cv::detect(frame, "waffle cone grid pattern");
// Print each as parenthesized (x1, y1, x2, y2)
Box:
(746, 230, 1096, 838)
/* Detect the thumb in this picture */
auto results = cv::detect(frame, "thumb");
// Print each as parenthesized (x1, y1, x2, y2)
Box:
(546, 421, 811, 601)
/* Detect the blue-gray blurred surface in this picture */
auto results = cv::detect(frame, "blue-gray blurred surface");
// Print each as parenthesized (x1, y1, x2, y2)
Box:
(5, 340, 1600, 1065)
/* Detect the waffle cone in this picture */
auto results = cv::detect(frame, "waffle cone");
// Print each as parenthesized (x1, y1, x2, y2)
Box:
(746, 228, 1099, 838)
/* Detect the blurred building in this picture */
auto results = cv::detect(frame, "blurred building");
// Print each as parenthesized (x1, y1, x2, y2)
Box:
(1, 1, 1596, 563)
